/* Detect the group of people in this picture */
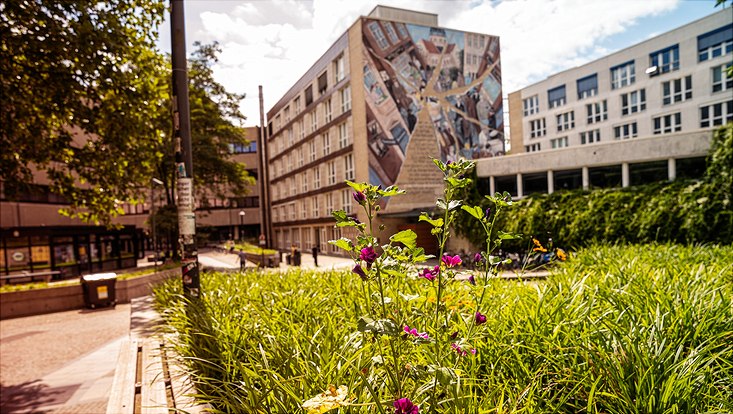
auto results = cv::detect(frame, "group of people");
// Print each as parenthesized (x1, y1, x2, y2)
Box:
(235, 244, 321, 270)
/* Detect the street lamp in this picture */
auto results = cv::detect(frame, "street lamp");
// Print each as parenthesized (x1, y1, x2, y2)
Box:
(151, 178, 164, 274)
(239, 210, 246, 242)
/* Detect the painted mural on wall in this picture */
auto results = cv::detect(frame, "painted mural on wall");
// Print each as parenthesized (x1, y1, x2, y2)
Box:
(362, 18, 503, 190)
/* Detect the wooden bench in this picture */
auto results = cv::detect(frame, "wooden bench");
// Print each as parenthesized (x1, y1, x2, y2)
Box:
(107, 338, 209, 414)
(0, 270, 61, 286)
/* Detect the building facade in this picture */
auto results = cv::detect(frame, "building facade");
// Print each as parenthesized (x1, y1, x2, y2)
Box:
(483, 8, 732, 197)
(265, 6, 503, 254)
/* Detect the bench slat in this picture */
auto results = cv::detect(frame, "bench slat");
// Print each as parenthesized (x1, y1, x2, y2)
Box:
(106, 339, 138, 414)
(141, 339, 168, 414)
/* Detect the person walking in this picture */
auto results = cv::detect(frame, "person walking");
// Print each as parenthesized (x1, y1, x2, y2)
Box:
(311, 245, 319, 267)
(238, 249, 247, 271)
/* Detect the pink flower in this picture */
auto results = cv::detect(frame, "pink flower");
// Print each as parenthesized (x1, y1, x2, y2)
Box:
(403, 325, 429, 340)
(441, 254, 462, 268)
(359, 246, 377, 268)
(352, 263, 367, 280)
(419, 265, 439, 281)
(393, 397, 419, 414)
(451, 342, 467, 357)
(467, 275, 476, 286)
(475, 311, 487, 325)
(353, 191, 366, 204)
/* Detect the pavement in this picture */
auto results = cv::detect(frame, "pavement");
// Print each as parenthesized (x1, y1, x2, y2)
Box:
(0, 250, 353, 414)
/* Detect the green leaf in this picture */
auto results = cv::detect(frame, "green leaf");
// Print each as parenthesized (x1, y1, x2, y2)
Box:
(378, 185, 405, 197)
(346, 181, 368, 193)
(390, 229, 417, 249)
(419, 213, 444, 228)
(328, 238, 354, 252)
(461, 205, 484, 220)
(497, 230, 521, 240)
(448, 200, 462, 211)
(357, 316, 399, 336)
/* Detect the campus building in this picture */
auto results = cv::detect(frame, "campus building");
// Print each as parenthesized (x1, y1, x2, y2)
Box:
(0, 127, 262, 278)
(479, 8, 732, 197)
(265, 5, 504, 254)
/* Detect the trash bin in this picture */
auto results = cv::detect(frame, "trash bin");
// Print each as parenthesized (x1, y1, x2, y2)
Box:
(81, 273, 117, 309)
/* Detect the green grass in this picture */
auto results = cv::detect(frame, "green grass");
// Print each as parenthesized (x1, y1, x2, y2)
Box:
(154, 244, 733, 413)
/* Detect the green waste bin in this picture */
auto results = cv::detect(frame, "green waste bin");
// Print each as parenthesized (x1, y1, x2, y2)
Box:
(81, 273, 117, 309)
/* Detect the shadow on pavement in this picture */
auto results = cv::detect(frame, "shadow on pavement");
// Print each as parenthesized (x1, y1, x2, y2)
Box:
(1, 380, 79, 413)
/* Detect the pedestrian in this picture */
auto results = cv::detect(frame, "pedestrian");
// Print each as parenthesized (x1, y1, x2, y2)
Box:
(238, 249, 247, 271)
(312, 245, 319, 267)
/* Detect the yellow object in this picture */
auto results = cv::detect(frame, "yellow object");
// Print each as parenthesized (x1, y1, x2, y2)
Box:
(302, 385, 352, 414)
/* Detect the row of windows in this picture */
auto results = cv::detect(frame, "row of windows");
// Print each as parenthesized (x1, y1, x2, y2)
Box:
(271, 122, 351, 179)
(524, 99, 732, 153)
(272, 154, 355, 200)
(274, 226, 346, 255)
(521, 23, 732, 115)
(273, 189, 355, 222)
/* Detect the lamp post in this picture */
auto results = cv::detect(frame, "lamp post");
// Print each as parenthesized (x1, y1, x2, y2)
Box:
(239, 210, 246, 242)
(151, 178, 164, 274)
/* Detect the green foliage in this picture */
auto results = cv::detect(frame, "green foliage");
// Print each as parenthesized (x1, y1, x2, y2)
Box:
(456, 124, 733, 250)
(154, 244, 733, 412)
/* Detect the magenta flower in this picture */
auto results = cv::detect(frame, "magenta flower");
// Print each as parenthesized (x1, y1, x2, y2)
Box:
(352, 263, 367, 280)
(393, 397, 419, 414)
(473, 252, 483, 263)
(441, 254, 462, 268)
(451, 342, 468, 357)
(467, 275, 476, 286)
(475, 311, 487, 325)
(419, 265, 439, 281)
(359, 246, 377, 268)
(403, 325, 429, 340)
(471, 348, 477, 355)
(353, 191, 366, 204)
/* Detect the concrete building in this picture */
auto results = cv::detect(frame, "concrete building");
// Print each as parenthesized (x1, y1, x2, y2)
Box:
(264, 5, 504, 254)
(481, 8, 732, 197)
(0, 127, 262, 278)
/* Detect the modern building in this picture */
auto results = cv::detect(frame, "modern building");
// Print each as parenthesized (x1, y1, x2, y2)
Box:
(478, 8, 732, 197)
(0, 127, 262, 278)
(264, 5, 504, 254)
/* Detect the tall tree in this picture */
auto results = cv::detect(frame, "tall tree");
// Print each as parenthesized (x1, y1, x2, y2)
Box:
(1, 0, 168, 224)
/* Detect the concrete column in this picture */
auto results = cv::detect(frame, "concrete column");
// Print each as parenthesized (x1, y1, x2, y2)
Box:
(622, 162, 630, 188)
(668, 158, 676, 181)
(489, 176, 496, 196)
(547, 170, 554, 194)
(516, 173, 523, 198)
(582, 167, 589, 190)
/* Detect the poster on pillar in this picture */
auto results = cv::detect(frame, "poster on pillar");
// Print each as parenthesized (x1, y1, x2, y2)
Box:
(361, 19, 503, 211)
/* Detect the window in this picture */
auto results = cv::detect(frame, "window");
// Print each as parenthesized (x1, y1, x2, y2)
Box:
(525, 143, 541, 152)
(311, 109, 318, 132)
(312, 196, 320, 218)
(621, 89, 646, 115)
(611, 60, 635, 89)
(556, 111, 575, 132)
(305, 85, 313, 106)
(576, 74, 598, 99)
(318, 72, 328, 95)
(338, 123, 349, 148)
(698, 25, 733, 62)
(290, 177, 296, 196)
(298, 119, 305, 140)
(586, 100, 608, 124)
(548, 85, 566, 108)
(550, 136, 569, 149)
(284, 106, 290, 122)
(302, 171, 309, 192)
(322, 132, 331, 155)
(327, 161, 336, 185)
(301, 199, 307, 219)
(580, 129, 601, 145)
(314, 167, 321, 189)
(294, 97, 301, 114)
(229, 141, 257, 154)
(700, 100, 733, 128)
(523, 95, 539, 116)
(326, 192, 334, 214)
(529, 118, 546, 138)
(309, 140, 316, 162)
(712, 63, 732, 93)
(369, 21, 390, 50)
(653, 112, 682, 134)
(344, 154, 354, 180)
(324, 99, 332, 123)
(662, 75, 692, 105)
(614, 122, 638, 140)
(298, 148, 304, 167)
(290, 203, 296, 220)
(396, 23, 408, 39)
(333, 54, 345, 83)
(384, 22, 399, 44)
(287, 127, 294, 146)
(340, 86, 351, 113)
(649, 45, 679, 74)
(342, 190, 353, 214)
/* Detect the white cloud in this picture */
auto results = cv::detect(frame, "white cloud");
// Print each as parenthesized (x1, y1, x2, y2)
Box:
(182, 0, 682, 125)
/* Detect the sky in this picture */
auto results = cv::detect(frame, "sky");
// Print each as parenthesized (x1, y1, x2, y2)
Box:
(156, 0, 724, 128)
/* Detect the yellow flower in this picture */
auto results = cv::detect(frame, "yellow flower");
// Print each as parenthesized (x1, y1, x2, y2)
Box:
(532, 238, 542, 247)
(533, 247, 547, 253)
(556, 248, 567, 261)
(302, 385, 352, 414)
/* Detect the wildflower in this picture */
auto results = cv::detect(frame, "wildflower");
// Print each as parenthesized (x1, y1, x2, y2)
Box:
(403, 325, 429, 340)
(302, 385, 352, 414)
(419, 265, 439, 281)
(450, 331, 459, 340)
(467, 274, 476, 285)
(352, 263, 367, 280)
(393, 397, 419, 414)
(532, 238, 542, 247)
(359, 246, 377, 268)
(352, 191, 366, 204)
(441, 254, 462, 268)
(470, 348, 477, 355)
(484, 207, 491, 218)
(556, 248, 567, 261)
(474, 311, 487, 325)
(451, 342, 468, 357)
(533, 246, 547, 253)
(473, 252, 483, 263)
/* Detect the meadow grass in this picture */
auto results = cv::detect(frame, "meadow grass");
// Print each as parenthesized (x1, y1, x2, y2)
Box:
(154, 243, 733, 413)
